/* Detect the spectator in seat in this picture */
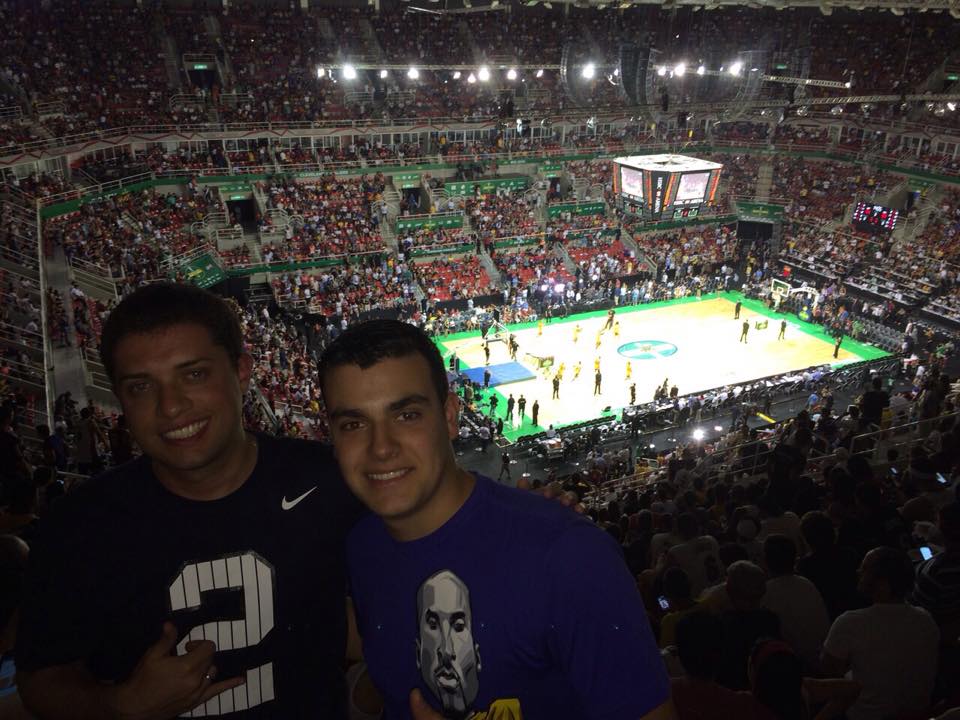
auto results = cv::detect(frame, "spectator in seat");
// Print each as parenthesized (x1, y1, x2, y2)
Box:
(659, 567, 702, 649)
(821, 547, 939, 720)
(670, 611, 773, 720)
(717, 561, 781, 690)
(911, 502, 960, 643)
(858, 376, 889, 430)
(748, 640, 860, 720)
(761, 534, 830, 674)
(756, 494, 803, 553)
(662, 512, 723, 597)
(0, 535, 31, 720)
(796, 511, 861, 620)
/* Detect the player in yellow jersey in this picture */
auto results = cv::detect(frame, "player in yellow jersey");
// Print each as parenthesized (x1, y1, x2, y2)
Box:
(625, 360, 632, 380)
(537, 319, 544, 337)
(573, 361, 582, 379)
(573, 324, 581, 343)
(614, 321, 620, 337)
(595, 330, 603, 349)
(557, 362, 565, 380)
(594, 356, 601, 372)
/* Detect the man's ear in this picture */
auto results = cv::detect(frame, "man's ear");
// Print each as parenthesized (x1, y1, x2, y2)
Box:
(444, 391, 460, 441)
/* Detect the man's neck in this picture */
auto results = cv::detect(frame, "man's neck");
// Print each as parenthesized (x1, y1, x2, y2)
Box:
(388, 467, 476, 542)
(154, 432, 258, 502)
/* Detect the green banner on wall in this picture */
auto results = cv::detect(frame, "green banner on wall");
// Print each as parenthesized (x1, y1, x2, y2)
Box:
(444, 176, 529, 196)
(548, 202, 606, 218)
(177, 253, 226, 288)
(736, 202, 785, 221)
(396, 213, 465, 232)
(393, 172, 421, 189)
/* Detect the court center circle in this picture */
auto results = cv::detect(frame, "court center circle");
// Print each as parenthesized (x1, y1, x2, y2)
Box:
(618, 340, 678, 360)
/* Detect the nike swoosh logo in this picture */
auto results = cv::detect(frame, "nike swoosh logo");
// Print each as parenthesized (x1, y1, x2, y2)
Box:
(281, 487, 318, 511)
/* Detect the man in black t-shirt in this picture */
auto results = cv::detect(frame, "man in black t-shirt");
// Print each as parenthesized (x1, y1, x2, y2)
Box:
(16, 284, 364, 719)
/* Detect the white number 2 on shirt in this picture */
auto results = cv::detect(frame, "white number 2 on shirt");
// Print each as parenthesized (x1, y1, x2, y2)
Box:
(168, 553, 276, 717)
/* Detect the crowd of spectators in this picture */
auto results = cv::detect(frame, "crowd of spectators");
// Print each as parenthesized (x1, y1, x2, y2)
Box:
(411, 254, 494, 302)
(259, 174, 386, 259)
(468, 190, 541, 240)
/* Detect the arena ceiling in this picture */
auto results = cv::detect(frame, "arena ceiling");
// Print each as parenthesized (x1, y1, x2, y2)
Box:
(408, 0, 960, 15)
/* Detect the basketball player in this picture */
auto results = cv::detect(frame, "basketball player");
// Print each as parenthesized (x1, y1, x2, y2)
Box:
(537, 319, 544, 337)
(557, 362, 566, 380)
(630, 383, 637, 405)
(604, 308, 615, 331)
(614, 321, 620, 338)
(595, 330, 603, 349)
(594, 369, 603, 396)
(484, 340, 491, 364)
(778, 319, 786, 341)
(734, 300, 742, 319)
(594, 357, 601, 373)
(573, 324, 581, 343)
(552, 375, 560, 400)
(574, 361, 582, 380)
(625, 361, 632, 380)
(740, 319, 749, 344)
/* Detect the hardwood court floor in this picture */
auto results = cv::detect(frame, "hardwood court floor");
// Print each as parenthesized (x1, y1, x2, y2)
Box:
(436, 292, 889, 442)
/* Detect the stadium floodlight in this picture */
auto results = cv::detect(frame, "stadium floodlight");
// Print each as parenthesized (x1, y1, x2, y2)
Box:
(729, 61, 743, 76)
(379, 69, 388, 79)
(656, 65, 667, 77)
(316, 67, 326, 78)
(452, 70, 462, 79)
(844, 81, 852, 88)
(697, 65, 706, 75)
(536, 68, 544, 78)
(692, 428, 705, 441)
(674, 63, 686, 76)
(581, 62, 596, 79)
(407, 66, 419, 79)
(467, 72, 477, 84)
(506, 68, 517, 80)
(342, 64, 357, 80)
(478, 66, 491, 82)
(714, 425, 723, 432)
(948, 102, 957, 112)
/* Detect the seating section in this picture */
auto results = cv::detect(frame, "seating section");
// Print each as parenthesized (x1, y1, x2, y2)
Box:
(411, 255, 493, 301)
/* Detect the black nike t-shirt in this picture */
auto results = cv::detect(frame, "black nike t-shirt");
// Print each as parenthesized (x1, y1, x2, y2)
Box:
(16, 434, 367, 718)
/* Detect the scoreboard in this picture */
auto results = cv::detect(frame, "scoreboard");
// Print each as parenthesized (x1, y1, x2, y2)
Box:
(852, 202, 899, 233)
(613, 154, 723, 221)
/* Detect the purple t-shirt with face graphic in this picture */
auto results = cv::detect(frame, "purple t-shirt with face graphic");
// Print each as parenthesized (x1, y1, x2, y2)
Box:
(347, 475, 669, 719)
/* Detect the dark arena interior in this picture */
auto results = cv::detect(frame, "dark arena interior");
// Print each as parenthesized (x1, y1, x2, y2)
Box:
(1, 0, 960, 717)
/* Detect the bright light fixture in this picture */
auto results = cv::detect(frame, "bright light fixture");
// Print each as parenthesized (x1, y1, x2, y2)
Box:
(478, 66, 491, 82)
(316, 67, 326, 78)
(467, 72, 477, 84)
(581, 62, 596, 79)
(730, 61, 743, 75)
(342, 64, 357, 80)
(613, 68, 620, 76)
(656, 65, 667, 77)
(506, 68, 517, 80)
(407, 66, 419, 79)
(379, 69, 388, 78)
(536, 68, 544, 78)
(948, 102, 957, 111)
(675, 63, 686, 76)
(452, 70, 462, 79)
(697, 65, 706, 75)
(693, 428, 705, 440)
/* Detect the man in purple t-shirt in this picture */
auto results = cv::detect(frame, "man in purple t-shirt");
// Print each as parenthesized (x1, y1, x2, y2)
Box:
(320, 319, 673, 720)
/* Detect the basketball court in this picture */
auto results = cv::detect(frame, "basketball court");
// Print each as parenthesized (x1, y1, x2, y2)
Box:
(436, 292, 889, 442)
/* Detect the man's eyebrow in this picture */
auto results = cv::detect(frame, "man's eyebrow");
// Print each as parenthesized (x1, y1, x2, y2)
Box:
(116, 358, 212, 383)
(328, 394, 431, 421)
(387, 394, 431, 411)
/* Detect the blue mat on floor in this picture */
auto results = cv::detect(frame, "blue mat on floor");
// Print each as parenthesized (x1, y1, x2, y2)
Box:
(462, 361, 536, 387)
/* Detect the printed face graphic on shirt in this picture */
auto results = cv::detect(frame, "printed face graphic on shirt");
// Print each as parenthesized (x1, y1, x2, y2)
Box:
(416, 570, 481, 718)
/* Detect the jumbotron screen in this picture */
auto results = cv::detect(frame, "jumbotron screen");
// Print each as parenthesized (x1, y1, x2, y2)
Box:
(674, 171, 711, 206)
(852, 202, 899, 233)
(620, 166, 644, 201)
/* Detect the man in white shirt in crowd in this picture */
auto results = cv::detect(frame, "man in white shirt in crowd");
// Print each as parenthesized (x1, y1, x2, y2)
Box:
(761, 534, 830, 674)
(821, 546, 939, 720)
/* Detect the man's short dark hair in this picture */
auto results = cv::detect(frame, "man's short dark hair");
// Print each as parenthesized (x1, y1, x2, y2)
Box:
(675, 611, 722, 679)
(100, 283, 243, 385)
(800, 511, 835, 552)
(868, 546, 916, 599)
(763, 534, 797, 575)
(319, 319, 448, 404)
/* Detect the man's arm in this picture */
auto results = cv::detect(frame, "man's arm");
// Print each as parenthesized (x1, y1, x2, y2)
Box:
(18, 624, 244, 720)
